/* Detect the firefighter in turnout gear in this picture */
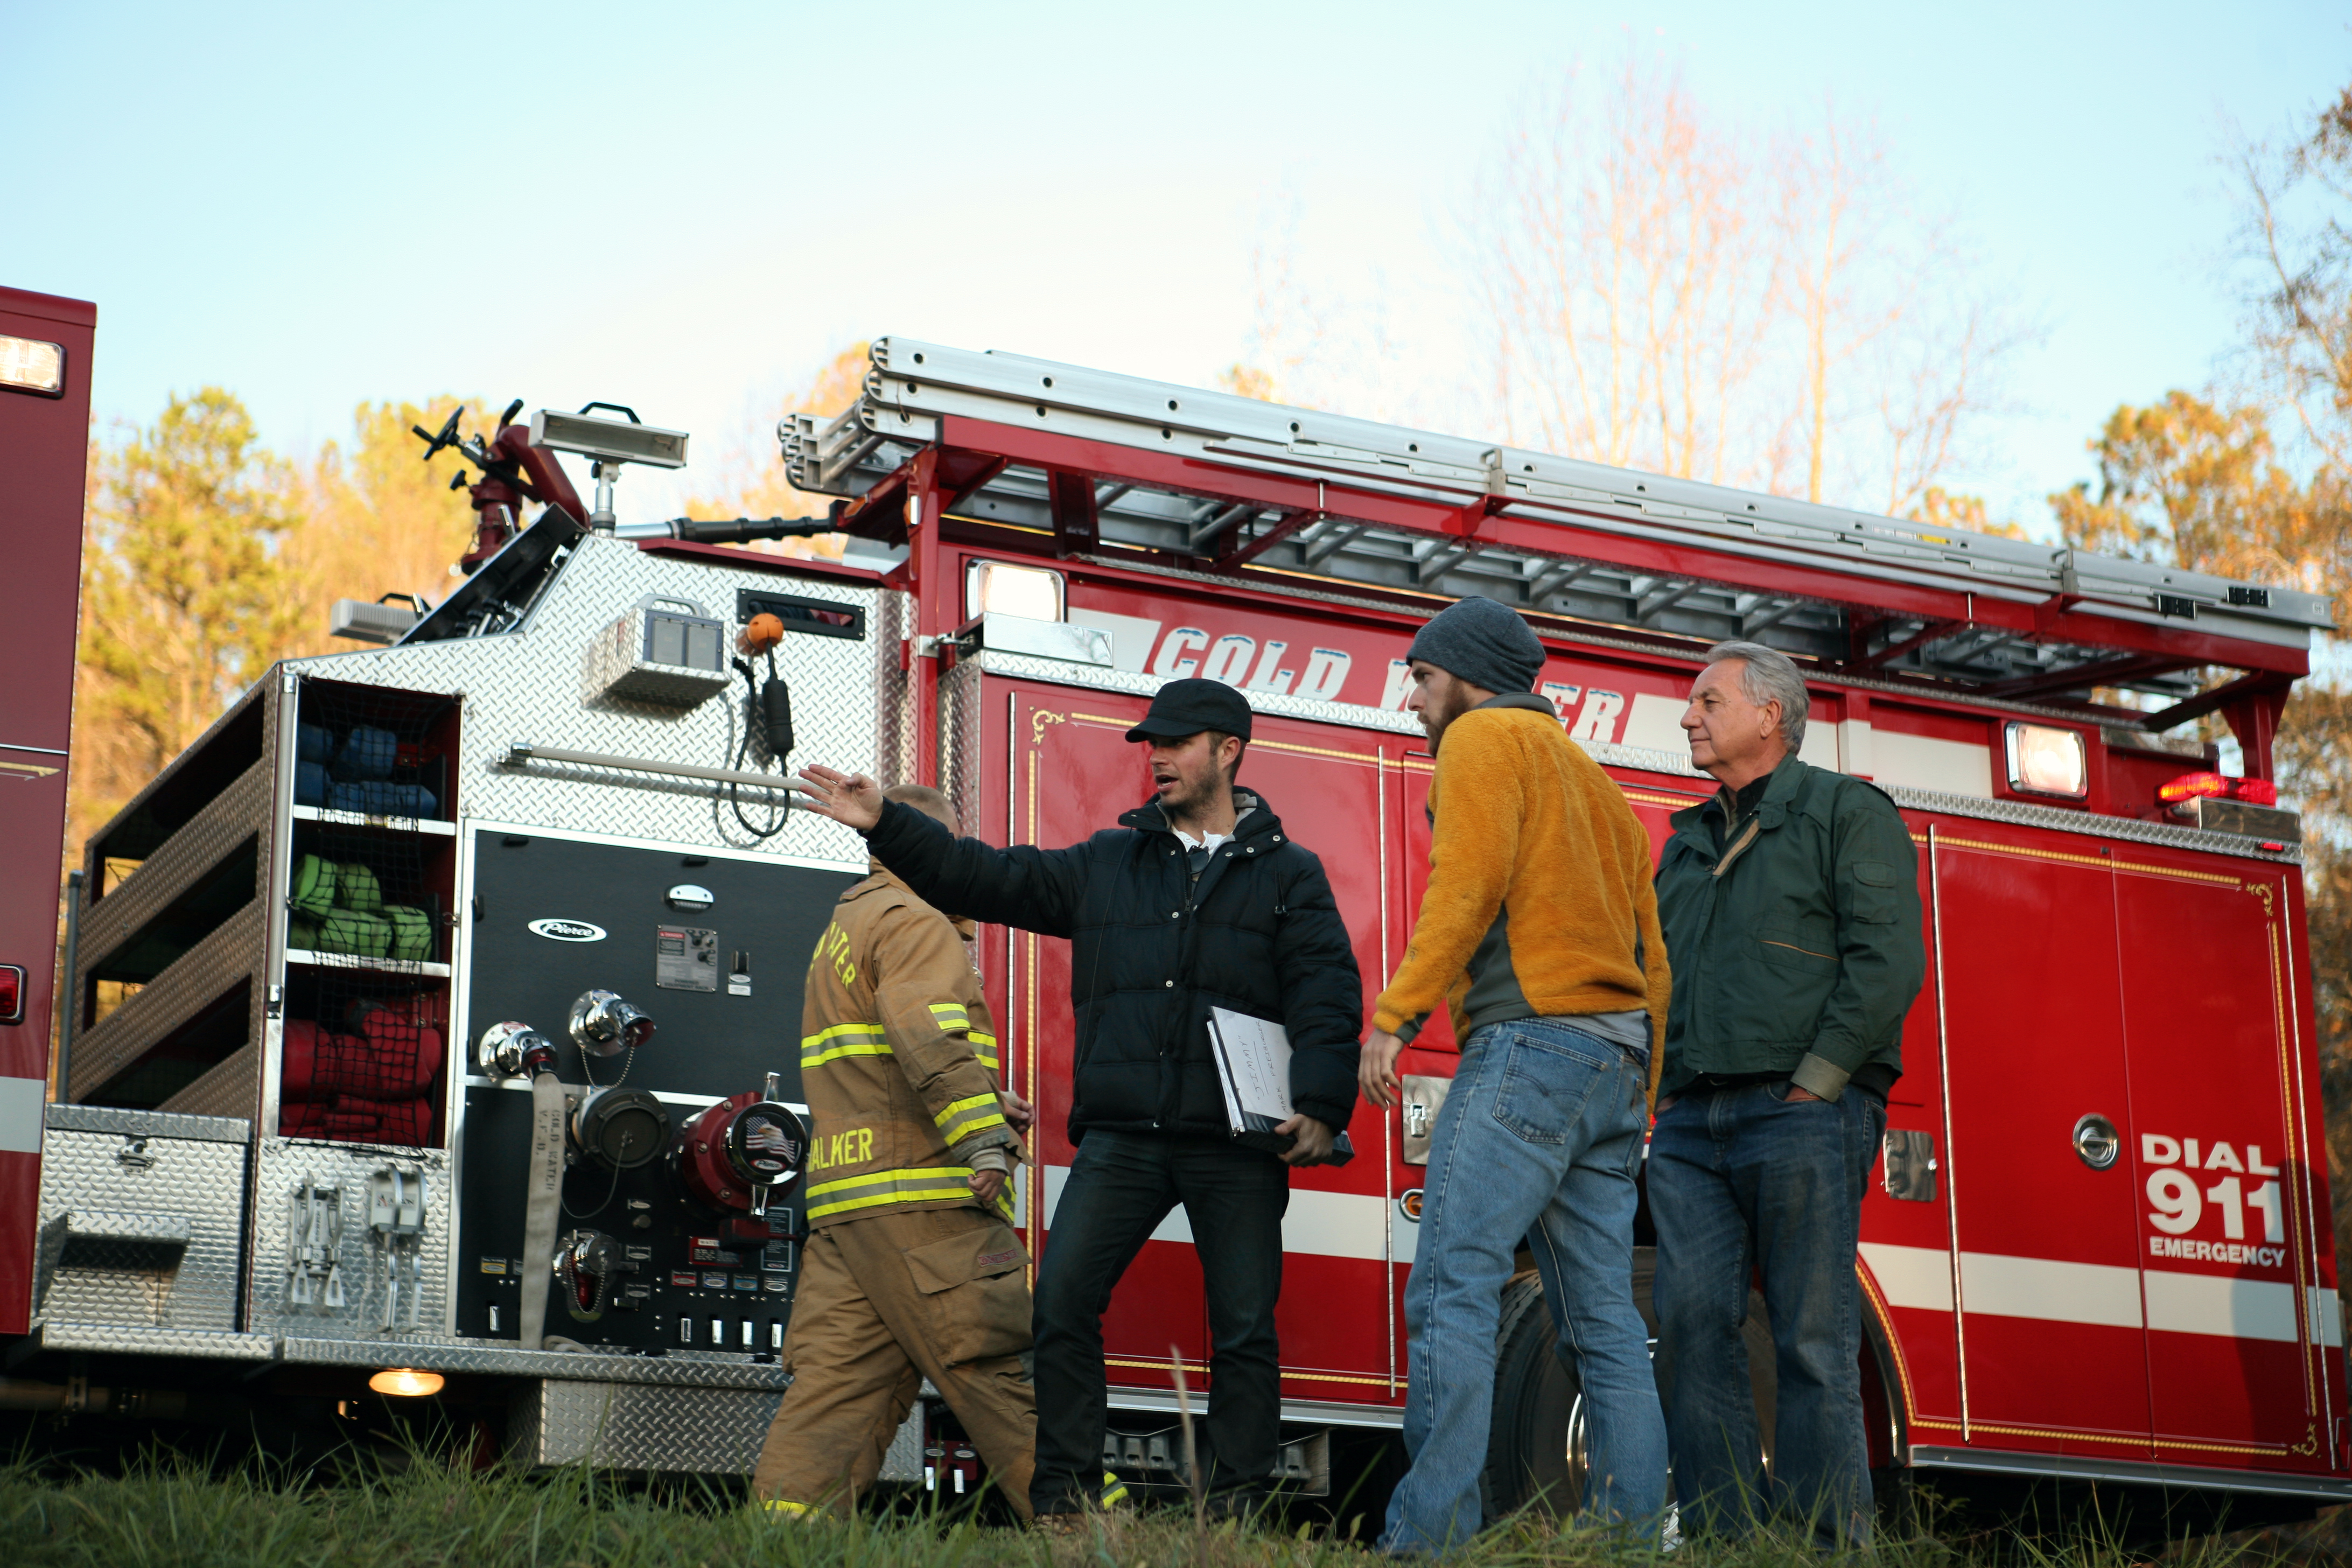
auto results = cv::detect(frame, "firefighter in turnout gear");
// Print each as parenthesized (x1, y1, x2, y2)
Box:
(752, 786, 1038, 1518)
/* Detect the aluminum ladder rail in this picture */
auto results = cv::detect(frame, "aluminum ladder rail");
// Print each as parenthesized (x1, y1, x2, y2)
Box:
(782, 338, 2325, 717)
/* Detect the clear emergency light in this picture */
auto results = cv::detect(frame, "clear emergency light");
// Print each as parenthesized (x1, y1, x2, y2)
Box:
(965, 561, 1065, 622)
(2004, 722, 2088, 799)
(0, 335, 65, 397)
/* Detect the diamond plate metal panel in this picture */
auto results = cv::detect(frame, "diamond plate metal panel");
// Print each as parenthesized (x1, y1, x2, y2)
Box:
(35, 1111, 248, 1331)
(45, 1104, 251, 1143)
(280, 1335, 793, 1388)
(71, 679, 281, 1119)
(939, 657, 985, 835)
(508, 1378, 783, 1472)
(966, 650, 2302, 865)
(248, 1138, 451, 1341)
(165, 1044, 266, 1121)
(283, 537, 879, 871)
(71, 905, 265, 1105)
(29, 1322, 276, 1360)
(78, 758, 271, 970)
(873, 587, 916, 788)
(876, 1401, 926, 1482)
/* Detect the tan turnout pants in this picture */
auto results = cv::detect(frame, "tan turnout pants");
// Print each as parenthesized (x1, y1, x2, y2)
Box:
(752, 1203, 1036, 1517)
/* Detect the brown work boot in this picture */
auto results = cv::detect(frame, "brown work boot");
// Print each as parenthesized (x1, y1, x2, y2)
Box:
(1031, 1513, 1087, 1537)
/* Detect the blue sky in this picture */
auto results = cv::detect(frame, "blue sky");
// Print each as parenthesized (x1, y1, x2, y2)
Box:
(6, 2, 2347, 532)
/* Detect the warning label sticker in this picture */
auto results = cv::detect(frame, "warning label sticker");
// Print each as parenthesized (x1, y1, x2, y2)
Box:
(656, 925, 718, 991)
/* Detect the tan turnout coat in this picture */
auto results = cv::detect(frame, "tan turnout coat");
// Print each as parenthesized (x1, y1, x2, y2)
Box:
(798, 868, 1019, 1226)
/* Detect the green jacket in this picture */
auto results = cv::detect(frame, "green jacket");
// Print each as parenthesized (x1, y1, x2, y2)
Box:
(1654, 754, 1924, 1102)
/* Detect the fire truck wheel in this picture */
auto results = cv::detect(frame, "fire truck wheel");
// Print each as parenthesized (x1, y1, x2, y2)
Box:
(1482, 1269, 1598, 1519)
(1483, 1255, 1778, 1520)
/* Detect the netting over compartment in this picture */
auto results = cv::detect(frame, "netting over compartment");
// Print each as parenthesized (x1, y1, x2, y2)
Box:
(280, 679, 459, 1147)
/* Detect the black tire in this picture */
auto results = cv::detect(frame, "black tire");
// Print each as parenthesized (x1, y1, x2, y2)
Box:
(1485, 1249, 1779, 1520)
(1485, 1270, 1586, 1519)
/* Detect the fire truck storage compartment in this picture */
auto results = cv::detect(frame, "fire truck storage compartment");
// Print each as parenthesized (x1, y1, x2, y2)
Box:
(453, 827, 853, 1352)
(62, 675, 459, 1128)
(34, 1105, 251, 1336)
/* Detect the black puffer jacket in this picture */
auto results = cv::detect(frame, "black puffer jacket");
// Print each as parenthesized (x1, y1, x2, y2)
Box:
(864, 790, 1362, 1144)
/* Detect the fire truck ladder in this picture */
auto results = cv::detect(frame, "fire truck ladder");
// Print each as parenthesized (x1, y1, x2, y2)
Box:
(783, 339, 2327, 760)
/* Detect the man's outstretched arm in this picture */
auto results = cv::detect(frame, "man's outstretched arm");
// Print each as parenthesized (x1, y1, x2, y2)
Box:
(799, 765, 1086, 937)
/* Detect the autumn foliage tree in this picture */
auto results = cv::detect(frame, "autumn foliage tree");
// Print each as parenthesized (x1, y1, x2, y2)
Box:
(68, 392, 482, 856)
(683, 344, 869, 562)
(1464, 58, 2022, 516)
(71, 390, 298, 850)
(2238, 82, 2352, 1283)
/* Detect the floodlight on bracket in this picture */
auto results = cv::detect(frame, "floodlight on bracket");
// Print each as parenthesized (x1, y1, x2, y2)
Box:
(528, 402, 689, 533)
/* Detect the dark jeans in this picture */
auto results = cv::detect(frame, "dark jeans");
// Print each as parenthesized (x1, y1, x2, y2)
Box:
(1030, 1130, 1288, 1515)
(1649, 1081, 1887, 1546)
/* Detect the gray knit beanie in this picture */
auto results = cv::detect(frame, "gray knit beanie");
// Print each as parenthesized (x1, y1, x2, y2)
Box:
(1406, 596, 1545, 694)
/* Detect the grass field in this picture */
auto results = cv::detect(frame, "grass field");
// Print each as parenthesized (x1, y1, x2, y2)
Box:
(0, 1451, 2345, 1568)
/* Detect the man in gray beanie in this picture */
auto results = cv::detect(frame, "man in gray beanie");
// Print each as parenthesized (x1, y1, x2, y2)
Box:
(1363, 593, 1671, 1550)
(1402, 593, 1548, 698)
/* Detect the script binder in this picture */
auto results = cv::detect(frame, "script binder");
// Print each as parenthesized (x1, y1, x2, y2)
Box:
(1206, 1007, 1354, 1166)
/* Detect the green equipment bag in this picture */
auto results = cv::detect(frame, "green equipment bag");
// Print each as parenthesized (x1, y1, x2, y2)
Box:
(334, 862, 385, 914)
(288, 913, 321, 951)
(383, 906, 435, 963)
(289, 855, 338, 917)
(317, 909, 392, 957)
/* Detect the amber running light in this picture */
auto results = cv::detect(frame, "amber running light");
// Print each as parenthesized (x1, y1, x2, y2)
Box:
(368, 1367, 445, 1397)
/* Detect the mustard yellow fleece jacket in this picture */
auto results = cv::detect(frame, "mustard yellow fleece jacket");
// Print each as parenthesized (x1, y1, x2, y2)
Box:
(1373, 696, 1670, 1103)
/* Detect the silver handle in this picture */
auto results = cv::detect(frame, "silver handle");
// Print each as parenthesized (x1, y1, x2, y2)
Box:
(2073, 1113, 2120, 1171)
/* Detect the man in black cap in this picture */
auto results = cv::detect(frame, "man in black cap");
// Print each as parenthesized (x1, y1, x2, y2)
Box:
(796, 677, 1362, 1527)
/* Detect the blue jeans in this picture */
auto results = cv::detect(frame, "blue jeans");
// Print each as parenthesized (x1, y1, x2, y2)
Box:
(1649, 1082, 1887, 1545)
(1381, 1018, 1669, 1553)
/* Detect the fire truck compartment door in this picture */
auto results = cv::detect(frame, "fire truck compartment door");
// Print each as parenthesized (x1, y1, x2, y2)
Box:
(1935, 835, 2155, 1455)
(1007, 685, 1398, 1402)
(2113, 864, 2338, 1471)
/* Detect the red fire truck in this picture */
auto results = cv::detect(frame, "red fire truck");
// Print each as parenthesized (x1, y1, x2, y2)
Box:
(12, 325, 2347, 1532)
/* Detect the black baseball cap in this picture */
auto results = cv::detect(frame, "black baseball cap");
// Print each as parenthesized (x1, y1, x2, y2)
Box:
(1124, 677, 1254, 743)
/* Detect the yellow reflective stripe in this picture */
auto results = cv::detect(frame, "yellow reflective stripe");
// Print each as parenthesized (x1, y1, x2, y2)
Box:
(807, 1166, 979, 1220)
(928, 1002, 971, 1030)
(764, 1499, 815, 1517)
(806, 1165, 975, 1198)
(801, 1021, 890, 1067)
(940, 1109, 1008, 1144)
(970, 1031, 1000, 1071)
(803, 1041, 893, 1067)
(932, 1092, 998, 1130)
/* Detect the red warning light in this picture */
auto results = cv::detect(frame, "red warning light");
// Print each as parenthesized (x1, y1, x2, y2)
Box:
(2157, 772, 2277, 807)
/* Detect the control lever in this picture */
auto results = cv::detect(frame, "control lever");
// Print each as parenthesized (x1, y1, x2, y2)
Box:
(554, 1229, 617, 1322)
(368, 1165, 428, 1329)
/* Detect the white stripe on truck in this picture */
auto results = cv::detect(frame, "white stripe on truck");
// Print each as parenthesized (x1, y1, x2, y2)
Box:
(1038, 1165, 1409, 1264)
(1860, 1241, 2343, 1346)
(0, 1076, 43, 1155)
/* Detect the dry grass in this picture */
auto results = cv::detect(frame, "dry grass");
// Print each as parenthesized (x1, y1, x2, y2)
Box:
(0, 1450, 2339, 1568)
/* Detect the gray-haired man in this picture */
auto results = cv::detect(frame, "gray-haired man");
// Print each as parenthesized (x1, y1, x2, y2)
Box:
(1648, 642, 1923, 1547)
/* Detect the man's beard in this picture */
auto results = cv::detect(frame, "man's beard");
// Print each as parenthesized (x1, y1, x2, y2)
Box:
(1422, 687, 1473, 752)
(1160, 769, 1221, 817)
